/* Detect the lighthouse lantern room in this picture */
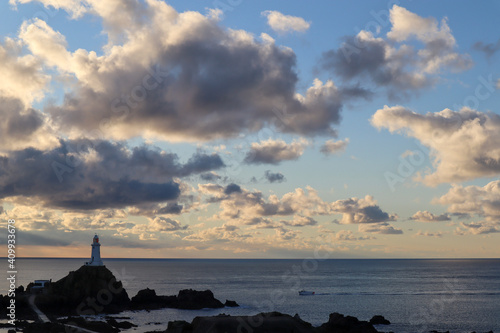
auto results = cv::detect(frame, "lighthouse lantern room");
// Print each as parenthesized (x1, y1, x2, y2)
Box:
(85, 234, 104, 266)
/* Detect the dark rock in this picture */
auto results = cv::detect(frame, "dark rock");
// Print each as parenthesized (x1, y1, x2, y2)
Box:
(129, 288, 176, 310)
(0, 294, 38, 320)
(165, 320, 193, 333)
(107, 317, 137, 329)
(177, 289, 224, 309)
(224, 299, 239, 307)
(317, 312, 378, 333)
(370, 315, 391, 325)
(15, 321, 66, 333)
(187, 312, 313, 333)
(35, 265, 130, 316)
(129, 288, 225, 311)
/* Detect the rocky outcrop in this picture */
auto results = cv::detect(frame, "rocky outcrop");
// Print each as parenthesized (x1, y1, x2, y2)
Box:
(165, 312, 314, 333)
(369, 315, 390, 325)
(35, 265, 130, 316)
(224, 299, 239, 307)
(129, 288, 236, 311)
(317, 312, 378, 333)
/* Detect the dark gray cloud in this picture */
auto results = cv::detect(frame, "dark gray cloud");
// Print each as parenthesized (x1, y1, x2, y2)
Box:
(0, 139, 224, 210)
(331, 196, 398, 224)
(42, 3, 344, 142)
(0, 96, 56, 151)
(224, 183, 242, 195)
(200, 172, 222, 182)
(320, 35, 430, 100)
(359, 222, 403, 235)
(319, 6, 472, 101)
(473, 39, 500, 58)
(264, 170, 286, 183)
(156, 202, 183, 215)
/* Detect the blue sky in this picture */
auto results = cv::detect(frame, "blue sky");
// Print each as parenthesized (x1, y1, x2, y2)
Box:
(1, 0, 499, 258)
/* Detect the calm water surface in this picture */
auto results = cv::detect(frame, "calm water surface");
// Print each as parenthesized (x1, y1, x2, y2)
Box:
(4, 258, 499, 333)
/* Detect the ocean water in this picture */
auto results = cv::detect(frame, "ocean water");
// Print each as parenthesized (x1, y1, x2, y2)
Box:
(5, 258, 500, 333)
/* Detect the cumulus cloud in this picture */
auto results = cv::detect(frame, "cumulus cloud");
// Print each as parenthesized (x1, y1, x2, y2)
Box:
(0, 96, 59, 152)
(335, 230, 374, 241)
(0, 37, 49, 104)
(264, 170, 286, 183)
(434, 180, 500, 222)
(331, 195, 398, 224)
(148, 217, 188, 232)
(15, 1, 345, 142)
(244, 138, 309, 165)
(414, 231, 443, 238)
(410, 211, 450, 222)
(0, 39, 57, 152)
(358, 222, 403, 234)
(320, 138, 349, 155)
(183, 224, 250, 243)
(261, 10, 310, 34)
(455, 222, 500, 235)
(0, 139, 224, 210)
(473, 39, 500, 59)
(281, 215, 317, 227)
(372, 106, 500, 185)
(320, 5, 472, 100)
(199, 183, 396, 230)
(200, 172, 222, 182)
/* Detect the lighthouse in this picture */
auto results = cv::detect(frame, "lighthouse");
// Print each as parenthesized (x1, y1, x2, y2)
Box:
(85, 234, 104, 266)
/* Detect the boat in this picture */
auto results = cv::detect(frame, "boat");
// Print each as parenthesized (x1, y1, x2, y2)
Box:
(298, 290, 315, 296)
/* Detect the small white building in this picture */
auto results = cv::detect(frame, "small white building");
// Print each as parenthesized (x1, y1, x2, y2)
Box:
(31, 279, 51, 294)
(85, 234, 104, 266)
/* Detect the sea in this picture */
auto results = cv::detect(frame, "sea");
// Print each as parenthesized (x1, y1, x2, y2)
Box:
(2, 258, 500, 333)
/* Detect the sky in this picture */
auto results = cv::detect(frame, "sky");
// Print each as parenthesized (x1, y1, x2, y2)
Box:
(1, 0, 499, 258)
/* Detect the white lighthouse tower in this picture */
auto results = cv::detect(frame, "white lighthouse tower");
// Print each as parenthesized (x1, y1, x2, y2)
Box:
(85, 234, 104, 266)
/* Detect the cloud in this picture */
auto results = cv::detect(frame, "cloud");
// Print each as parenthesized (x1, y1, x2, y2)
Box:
(0, 38, 57, 152)
(0, 139, 224, 210)
(281, 215, 317, 227)
(434, 180, 500, 221)
(334, 230, 374, 241)
(0, 96, 59, 152)
(199, 183, 396, 230)
(261, 10, 310, 34)
(319, 5, 471, 100)
(244, 138, 309, 165)
(200, 172, 222, 182)
(224, 183, 242, 195)
(473, 39, 500, 58)
(320, 138, 349, 155)
(455, 222, 500, 235)
(16, 1, 344, 142)
(372, 106, 500, 185)
(331, 196, 398, 224)
(183, 224, 250, 243)
(264, 170, 286, 183)
(358, 222, 403, 234)
(148, 217, 188, 232)
(410, 211, 450, 222)
(0, 37, 49, 104)
(414, 231, 443, 238)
